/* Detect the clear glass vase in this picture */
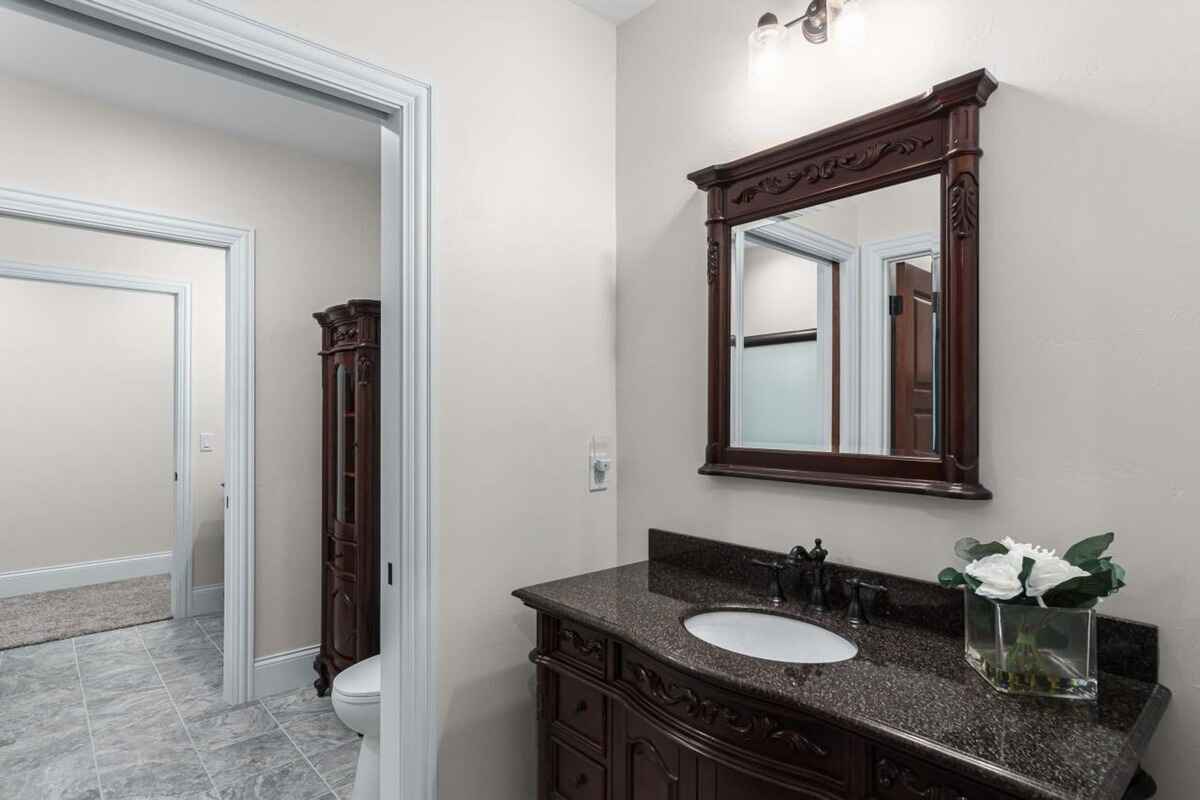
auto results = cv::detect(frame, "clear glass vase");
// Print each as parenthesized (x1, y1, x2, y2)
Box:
(963, 591, 1098, 701)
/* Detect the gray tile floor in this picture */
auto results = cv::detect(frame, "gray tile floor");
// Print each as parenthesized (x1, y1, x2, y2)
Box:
(0, 615, 359, 800)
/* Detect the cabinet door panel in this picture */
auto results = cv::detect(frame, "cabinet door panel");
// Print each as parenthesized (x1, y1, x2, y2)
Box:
(617, 707, 700, 800)
(330, 573, 358, 660)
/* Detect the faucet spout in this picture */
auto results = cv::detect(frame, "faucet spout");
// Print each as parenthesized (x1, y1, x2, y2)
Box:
(786, 538, 829, 612)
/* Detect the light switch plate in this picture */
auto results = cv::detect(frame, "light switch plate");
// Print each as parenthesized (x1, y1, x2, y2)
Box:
(589, 435, 611, 493)
(199, 432, 214, 452)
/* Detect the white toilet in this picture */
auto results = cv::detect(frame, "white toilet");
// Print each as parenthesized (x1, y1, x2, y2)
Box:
(331, 655, 381, 800)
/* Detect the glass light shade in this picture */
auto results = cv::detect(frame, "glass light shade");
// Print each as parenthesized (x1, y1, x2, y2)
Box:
(833, 0, 866, 47)
(748, 20, 788, 51)
(748, 17, 789, 85)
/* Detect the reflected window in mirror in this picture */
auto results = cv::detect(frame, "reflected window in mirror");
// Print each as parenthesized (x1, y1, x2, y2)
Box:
(728, 174, 941, 459)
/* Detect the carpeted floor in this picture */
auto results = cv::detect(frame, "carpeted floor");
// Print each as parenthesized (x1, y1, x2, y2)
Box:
(0, 573, 172, 650)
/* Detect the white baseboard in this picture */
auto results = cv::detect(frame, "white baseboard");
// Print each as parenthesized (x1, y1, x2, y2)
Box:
(253, 644, 320, 699)
(190, 583, 224, 616)
(0, 551, 172, 599)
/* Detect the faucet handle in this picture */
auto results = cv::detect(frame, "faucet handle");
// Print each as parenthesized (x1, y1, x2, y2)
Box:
(750, 559, 787, 606)
(845, 577, 887, 626)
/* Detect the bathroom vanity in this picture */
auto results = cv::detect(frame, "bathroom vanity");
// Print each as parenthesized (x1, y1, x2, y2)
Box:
(513, 531, 1169, 800)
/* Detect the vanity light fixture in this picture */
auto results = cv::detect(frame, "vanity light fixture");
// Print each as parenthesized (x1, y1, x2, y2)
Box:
(748, 0, 864, 54)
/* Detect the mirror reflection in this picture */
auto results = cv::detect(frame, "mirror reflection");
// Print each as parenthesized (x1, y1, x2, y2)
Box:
(730, 174, 941, 457)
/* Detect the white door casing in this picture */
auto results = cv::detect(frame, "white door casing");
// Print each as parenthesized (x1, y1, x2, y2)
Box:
(11, 4, 435, 798)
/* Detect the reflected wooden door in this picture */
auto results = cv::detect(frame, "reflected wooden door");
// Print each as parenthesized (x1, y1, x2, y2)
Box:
(891, 262, 935, 455)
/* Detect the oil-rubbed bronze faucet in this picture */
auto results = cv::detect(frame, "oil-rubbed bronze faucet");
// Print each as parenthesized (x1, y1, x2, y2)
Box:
(787, 538, 830, 611)
(751, 538, 829, 609)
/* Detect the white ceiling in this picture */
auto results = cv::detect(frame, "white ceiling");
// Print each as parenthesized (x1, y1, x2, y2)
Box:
(569, 0, 658, 23)
(0, 5, 378, 167)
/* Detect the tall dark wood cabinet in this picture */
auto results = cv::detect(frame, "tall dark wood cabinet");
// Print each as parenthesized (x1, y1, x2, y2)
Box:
(312, 299, 381, 696)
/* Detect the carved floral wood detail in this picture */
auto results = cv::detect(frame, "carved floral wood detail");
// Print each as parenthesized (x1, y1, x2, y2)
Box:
(876, 757, 969, 800)
(706, 239, 720, 285)
(333, 324, 359, 343)
(559, 628, 605, 662)
(627, 661, 829, 758)
(949, 173, 979, 239)
(357, 353, 372, 385)
(731, 136, 935, 205)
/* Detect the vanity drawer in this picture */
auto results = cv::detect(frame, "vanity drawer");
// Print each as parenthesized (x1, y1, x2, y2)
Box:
(550, 737, 605, 800)
(552, 672, 607, 752)
(617, 647, 850, 787)
(551, 618, 607, 677)
(866, 743, 1015, 800)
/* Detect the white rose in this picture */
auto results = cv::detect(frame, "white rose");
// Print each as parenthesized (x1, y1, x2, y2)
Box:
(965, 551, 1025, 600)
(1025, 556, 1090, 598)
(1000, 537, 1057, 562)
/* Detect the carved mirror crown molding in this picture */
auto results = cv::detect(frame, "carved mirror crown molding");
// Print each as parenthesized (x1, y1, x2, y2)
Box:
(687, 69, 997, 500)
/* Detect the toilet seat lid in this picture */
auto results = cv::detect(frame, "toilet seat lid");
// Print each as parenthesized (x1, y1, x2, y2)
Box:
(333, 654, 381, 699)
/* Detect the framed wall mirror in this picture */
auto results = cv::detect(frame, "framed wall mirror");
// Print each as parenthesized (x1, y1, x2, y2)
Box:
(688, 70, 997, 499)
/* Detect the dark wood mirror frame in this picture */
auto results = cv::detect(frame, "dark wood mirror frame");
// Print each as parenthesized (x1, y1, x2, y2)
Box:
(688, 69, 997, 500)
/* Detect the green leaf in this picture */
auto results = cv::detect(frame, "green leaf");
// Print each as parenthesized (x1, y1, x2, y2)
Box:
(1041, 571, 1117, 608)
(1109, 561, 1127, 590)
(1018, 557, 1035, 592)
(1062, 532, 1115, 566)
(962, 573, 981, 592)
(938, 567, 966, 588)
(1075, 556, 1111, 574)
(954, 538, 981, 560)
(953, 537, 1009, 562)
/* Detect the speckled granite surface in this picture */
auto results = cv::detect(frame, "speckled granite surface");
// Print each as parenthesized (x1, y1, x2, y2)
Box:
(514, 545, 1170, 800)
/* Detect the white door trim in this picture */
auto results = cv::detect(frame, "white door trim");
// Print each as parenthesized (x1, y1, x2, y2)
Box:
(0, 187, 256, 708)
(20, 4, 437, 798)
(0, 259, 193, 617)
(858, 232, 940, 454)
(745, 222, 857, 450)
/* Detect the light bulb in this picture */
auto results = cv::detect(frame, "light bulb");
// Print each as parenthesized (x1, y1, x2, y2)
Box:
(748, 12, 789, 86)
(834, 0, 865, 48)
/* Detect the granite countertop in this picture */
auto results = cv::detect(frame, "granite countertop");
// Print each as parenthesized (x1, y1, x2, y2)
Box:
(513, 559, 1170, 800)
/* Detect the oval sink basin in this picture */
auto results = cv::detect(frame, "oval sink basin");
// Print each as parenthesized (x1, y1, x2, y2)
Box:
(683, 610, 858, 664)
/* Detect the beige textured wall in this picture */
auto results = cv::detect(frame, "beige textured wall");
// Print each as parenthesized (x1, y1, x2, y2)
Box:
(0, 72, 379, 657)
(0, 219, 226, 585)
(616, 0, 1198, 795)
(201, 2, 618, 797)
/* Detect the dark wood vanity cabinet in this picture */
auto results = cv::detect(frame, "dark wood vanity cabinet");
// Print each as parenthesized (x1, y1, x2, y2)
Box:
(313, 300, 381, 696)
(533, 612, 1017, 800)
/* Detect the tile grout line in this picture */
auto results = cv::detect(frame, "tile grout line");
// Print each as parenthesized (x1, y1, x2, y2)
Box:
(260, 702, 341, 798)
(72, 637, 108, 800)
(194, 617, 224, 655)
(136, 626, 223, 797)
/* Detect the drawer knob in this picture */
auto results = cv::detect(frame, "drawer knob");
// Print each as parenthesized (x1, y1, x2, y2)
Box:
(574, 700, 588, 714)
(574, 774, 589, 788)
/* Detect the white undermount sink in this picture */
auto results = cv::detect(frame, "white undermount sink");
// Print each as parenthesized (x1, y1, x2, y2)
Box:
(683, 610, 858, 664)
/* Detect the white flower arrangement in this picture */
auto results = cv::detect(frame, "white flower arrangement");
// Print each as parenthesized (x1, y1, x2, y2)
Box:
(939, 533, 1126, 608)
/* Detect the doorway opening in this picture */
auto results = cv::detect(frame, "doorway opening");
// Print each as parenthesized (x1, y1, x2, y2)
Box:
(0, 2, 435, 798)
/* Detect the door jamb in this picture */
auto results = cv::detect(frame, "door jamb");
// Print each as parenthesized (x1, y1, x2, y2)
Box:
(0, 186, 256, 705)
